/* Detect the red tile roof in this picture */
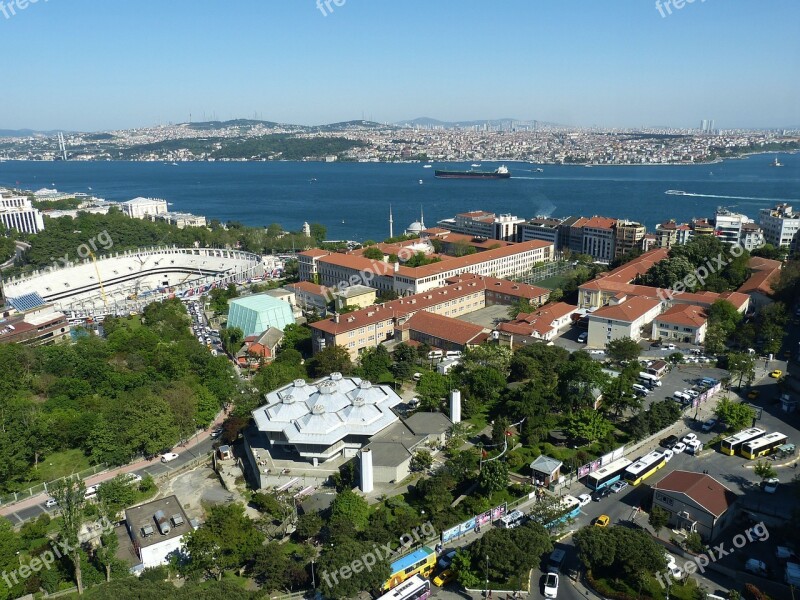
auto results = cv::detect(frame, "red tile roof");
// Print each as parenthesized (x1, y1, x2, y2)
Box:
(497, 302, 578, 337)
(583, 216, 617, 230)
(589, 296, 661, 322)
(400, 311, 487, 346)
(653, 470, 736, 517)
(298, 249, 330, 258)
(286, 281, 331, 296)
(655, 304, 707, 328)
(737, 257, 782, 296)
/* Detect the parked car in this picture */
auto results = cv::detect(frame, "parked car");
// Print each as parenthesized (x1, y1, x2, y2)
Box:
(763, 478, 779, 494)
(427, 350, 443, 360)
(770, 369, 783, 378)
(412, 372, 422, 381)
(211, 428, 223, 438)
(609, 480, 629, 493)
(45, 498, 58, 508)
(682, 433, 698, 444)
(124, 473, 143, 484)
(686, 440, 703, 455)
(661, 435, 678, 449)
(593, 515, 611, 527)
(701, 418, 718, 432)
(433, 569, 455, 587)
(577, 332, 588, 343)
(591, 487, 612, 502)
(577, 493, 592, 507)
(660, 448, 674, 462)
(684, 389, 699, 399)
(544, 572, 559, 598)
(672, 442, 687, 453)
(667, 343, 677, 350)
(589, 349, 604, 355)
(437, 549, 456, 569)
(161, 452, 180, 463)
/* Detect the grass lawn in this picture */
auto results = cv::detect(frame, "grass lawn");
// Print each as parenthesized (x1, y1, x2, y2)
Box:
(466, 406, 490, 431)
(535, 271, 577, 290)
(592, 571, 702, 600)
(23, 449, 92, 488)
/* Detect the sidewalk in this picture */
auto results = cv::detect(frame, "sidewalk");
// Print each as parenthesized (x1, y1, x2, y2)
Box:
(0, 406, 232, 518)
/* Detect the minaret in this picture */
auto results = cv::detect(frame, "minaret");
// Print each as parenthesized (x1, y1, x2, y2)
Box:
(389, 205, 394, 239)
(420, 205, 425, 229)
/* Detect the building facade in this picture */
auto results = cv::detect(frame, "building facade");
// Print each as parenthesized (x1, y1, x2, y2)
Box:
(0, 193, 45, 234)
(652, 304, 708, 344)
(759, 203, 800, 254)
(120, 197, 168, 219)
(586, 295, 662, 347)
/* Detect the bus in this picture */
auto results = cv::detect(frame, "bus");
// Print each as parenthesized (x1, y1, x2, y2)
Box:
(586, 458, 633, 491)
(498, 509, 526, 529)
(382, 547, 436, 592)
(544, 495, 582, 529)
(741, 432, 788, 460)
(720, 427, 766, 456)
(377, 575, 431, 600)
(624, 451, 667, 485)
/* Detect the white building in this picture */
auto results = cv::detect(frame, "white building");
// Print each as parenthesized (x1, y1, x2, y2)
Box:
(250, 373, 404, 465)
(586, 294, 662, 348)
(121, 197, 168, 219)
(125, 496, 192, 572)
(437, 210, 525, 242)
(759, 203, 800, 254)
(156, 212, 207, 228)
(714, 208, 764, 249)
(652, 304, 708, 345)
(0, 193, 45, 234)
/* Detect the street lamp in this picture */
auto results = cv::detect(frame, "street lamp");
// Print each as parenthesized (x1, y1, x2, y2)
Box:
(485, 554, 489, 598)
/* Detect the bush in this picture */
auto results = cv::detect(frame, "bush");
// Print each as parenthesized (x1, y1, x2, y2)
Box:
(743, 583, 773, 600)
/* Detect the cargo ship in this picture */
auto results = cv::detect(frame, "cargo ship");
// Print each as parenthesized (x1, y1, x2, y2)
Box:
(435, 165, 511, 179)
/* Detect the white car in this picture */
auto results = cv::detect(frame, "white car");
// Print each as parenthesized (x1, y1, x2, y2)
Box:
(668, 563, 683, 579)
(660, 448, 674, 462)
(577, 493, 592, 507)
(544, 572, 559, 598)
(763, 478, 779, 493)
(667, 343, 676, 350)
(589, 349, 604, 355)
(161, 452, 180, 463)
(682, 433, 698, 444)
(684, 389, 699, 398)
(609, 480, 629, 493)
(686, 439, 703, 454)
(124, 473, 143, 484)
(45, 498, 58, 508)
(672, 442, 687, 453)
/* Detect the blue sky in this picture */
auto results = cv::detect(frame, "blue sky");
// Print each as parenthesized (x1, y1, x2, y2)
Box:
(2, 0, 798, 130)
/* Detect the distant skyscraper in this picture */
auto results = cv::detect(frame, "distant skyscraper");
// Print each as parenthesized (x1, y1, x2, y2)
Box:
(701, 119, 709, 132)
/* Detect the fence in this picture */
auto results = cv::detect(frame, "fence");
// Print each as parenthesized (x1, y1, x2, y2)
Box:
(0, 463, 108, 506)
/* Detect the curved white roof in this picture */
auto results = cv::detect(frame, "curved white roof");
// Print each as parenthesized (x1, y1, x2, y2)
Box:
(253, 373, 403, 447)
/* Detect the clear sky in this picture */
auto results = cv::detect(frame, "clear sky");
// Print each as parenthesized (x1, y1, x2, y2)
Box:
(2, 0, 798, 131)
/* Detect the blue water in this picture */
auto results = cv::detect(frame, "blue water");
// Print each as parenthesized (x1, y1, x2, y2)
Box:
(1, 155, 798, 241)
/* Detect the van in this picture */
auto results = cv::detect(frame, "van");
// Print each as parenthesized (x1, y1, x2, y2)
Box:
(547, 549, 567, 573)
(632, 384, 650, 395)
(445, 350, 462, 358)
(745, 558, 768, 576)
(638, 372, 662, 386)
(427, 350, 443, 360)
(673, 391, 690, 402)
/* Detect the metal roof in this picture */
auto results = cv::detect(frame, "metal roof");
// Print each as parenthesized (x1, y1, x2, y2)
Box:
(8, 292, 46, 312)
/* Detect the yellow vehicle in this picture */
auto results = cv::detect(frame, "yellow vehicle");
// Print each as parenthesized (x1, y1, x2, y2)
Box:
(721, 427, 766, 456)
(433, 569, 456, 587)
(594, 515, 610, 527)
(741, 432, 788, 460)
(770, 369, 783, 378)
(623, 451, 666, 486)
(382, 547, 436, 592)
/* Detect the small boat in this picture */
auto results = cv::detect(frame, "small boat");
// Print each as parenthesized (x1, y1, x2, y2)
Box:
(471, 163, 481, 168)
(419, 179, 424, 185)
(533, 168, 543, 173)
(422, 164, 432, 169)
(665, 190, 688, 196)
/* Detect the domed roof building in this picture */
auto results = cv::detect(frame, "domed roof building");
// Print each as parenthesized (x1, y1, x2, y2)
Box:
(404, 207, 426, 236)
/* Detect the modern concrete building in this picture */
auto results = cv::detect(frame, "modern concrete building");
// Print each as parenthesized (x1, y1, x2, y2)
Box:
(250, 373, 403, 464)
(0, 193, 45, 234)
(124, 496, 192, 571)
(333, 284, 377, 311)
(0, 297, 70, 346)
(436, 210, 525, 242)
(652, 471, 736, 542)
(518, 217, 563, 246)
(581, 216, 617, 263)
(227, 294, 295, 337)
(759, 203, 800, 254)
(586, 295, 662, 347)
(613, 220, 646, 258)
(652, 304, 708, 345)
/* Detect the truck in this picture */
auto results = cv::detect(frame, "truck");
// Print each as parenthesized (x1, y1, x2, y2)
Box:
(547, 548, 567, 573)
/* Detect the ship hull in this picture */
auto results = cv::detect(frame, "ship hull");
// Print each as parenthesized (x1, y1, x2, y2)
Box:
(434, 170, 511, 179)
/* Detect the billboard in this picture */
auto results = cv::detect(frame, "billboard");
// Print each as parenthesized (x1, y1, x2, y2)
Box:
(441, 525, 461, 544)
(476, 510, 492, 527)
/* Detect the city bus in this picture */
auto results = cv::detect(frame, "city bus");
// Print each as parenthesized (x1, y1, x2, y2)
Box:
(543, 495, 582, 529)
(382, 547, 436, 592)
(377, 575, 431, 600)
(623, 451, 667, 485)
(741, 432, 788, 460)
(586, 458, 633, 491)
(720, 427, 766, 456)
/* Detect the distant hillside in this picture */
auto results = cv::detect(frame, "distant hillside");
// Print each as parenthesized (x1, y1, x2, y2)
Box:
(396, 117, 561, 129)
(311, 120, 392, 132)
(183, 119, 296, 131)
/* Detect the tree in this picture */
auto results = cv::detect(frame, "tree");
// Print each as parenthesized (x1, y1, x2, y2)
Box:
(557, 352, 608, 411)
(479, 460, 509, 493)
(605, 337, 641, 362)
(410, 449, 433, 472)
(309, 223, 327, 244)
(50, 477, 87, 594)
(714, 397, 755, 432)
(308, 345, 352, 377)
(97, 475, 137, 518)
(329, 489, 369, 531)
(252, 542, 289, 591)
(727, 352, 756, 388)
(507, 297, 539, 319)
(564, 409, 613, 443)
(95, 528, 119, 583)
(491, 416, 511, 446)
(362, 246, 384, 260)
(295, 512, 324, 540)
(415, 371, 449, 411)
(755, 303, 789, 355)
(466, 523, 552, 585)
(358, 345, 392, 382)
(649, 505, 670, 534)
(317, 538, 391, 600)
(753, 460, 777, 482)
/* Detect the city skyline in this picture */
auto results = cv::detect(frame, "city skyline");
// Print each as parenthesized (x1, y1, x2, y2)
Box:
(0, 0, 798, 131)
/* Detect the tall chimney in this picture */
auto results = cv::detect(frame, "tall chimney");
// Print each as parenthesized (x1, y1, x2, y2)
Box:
(360, 448, 374, 494)
(449, 389, 461, 424)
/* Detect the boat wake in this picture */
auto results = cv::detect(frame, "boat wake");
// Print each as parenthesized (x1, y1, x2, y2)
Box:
(665, 191, 799, 202)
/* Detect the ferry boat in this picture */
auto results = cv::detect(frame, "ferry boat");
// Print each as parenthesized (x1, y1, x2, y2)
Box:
(665, 190, 688, 196)
(434, 165, 511, 179)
